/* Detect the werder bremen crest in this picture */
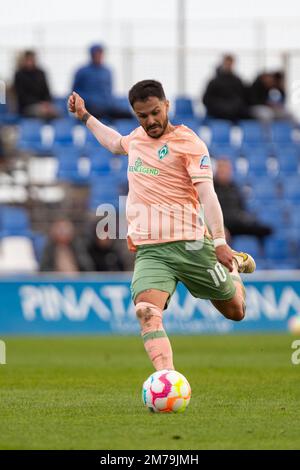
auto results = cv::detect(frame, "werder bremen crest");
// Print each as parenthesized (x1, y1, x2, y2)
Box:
(158, 144, 169, 160)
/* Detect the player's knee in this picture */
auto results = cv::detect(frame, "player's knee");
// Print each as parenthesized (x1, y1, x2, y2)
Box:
(135, 302, 154, 323)
(135, 302, 162, 329)
(228, 303, 246, 322)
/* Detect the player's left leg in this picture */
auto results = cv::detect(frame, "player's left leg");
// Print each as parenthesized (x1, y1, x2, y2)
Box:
(174, 238, 255, 322)
(210, 258, 247, 321)
(211, 249, 256, 321)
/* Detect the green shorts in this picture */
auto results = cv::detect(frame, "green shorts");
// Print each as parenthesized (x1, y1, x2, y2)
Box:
(131, 238, 236, 309)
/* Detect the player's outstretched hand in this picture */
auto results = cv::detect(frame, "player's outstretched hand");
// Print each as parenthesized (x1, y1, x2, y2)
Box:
(215, 244, 234, 272)
(68, 91, 87, 120)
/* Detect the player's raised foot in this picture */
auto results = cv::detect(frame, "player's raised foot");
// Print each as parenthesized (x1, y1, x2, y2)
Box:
(232, 250, 256, 274)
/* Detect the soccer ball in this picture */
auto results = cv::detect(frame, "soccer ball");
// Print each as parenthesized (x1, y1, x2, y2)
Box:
(142, 369, 191, 413)
(288, 315, 300, 335)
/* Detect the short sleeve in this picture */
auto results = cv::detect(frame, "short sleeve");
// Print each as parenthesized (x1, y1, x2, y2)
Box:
(184, 136, 213, 184)
(120, 129, 137, 155)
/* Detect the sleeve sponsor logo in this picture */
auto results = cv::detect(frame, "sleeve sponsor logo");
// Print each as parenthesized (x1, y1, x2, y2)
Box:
(200, 155, 210, 169)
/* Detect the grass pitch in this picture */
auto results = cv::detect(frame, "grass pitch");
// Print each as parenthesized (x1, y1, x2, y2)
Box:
(0, 334, 299, 450)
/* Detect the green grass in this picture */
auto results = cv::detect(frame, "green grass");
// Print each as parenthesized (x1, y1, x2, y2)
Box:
(0, 334, 299, 450)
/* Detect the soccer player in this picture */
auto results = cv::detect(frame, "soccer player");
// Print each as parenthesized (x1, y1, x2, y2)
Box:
(68, 80, 255, 371)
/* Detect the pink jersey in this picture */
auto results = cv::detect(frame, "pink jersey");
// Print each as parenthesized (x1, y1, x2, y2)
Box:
(120, 124, 213, 249)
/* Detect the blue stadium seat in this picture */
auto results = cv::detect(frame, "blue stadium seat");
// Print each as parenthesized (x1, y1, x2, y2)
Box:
(113, 96, 132, 113)
(266, 259, 298, 270)
(289, 206, 300, 229)
(210, 144, 237, 160)
(109, 154, 128, 176)
(0, 103, 18, 124)
(284, 176, 300, 201)
(244, 197, 262, 213)
(88, 148, 112, 175)
(231, 156, 251, 179)
(277, 147, 299, 174)
(114, 119, 138, 136)
(271, 121, 294, 144)
(240, 120, 266, 144)
(250, 177, 279, 201)
(0, 206, 30, 236)
(209, 119, 231, 145)
(241, 145, 269, 158)
(245, 150, 269, 175)
(257, 204, 285, 228)
(174, 97, 195, 118)
(30, 232, 47, 262)
(18, 119, 51, 153)
(89, 176, 120, 210)
(56, 147, 79, 170)
(52, 118, 75, 145)
(232, 236, 261, 258)
(254, 258, 269, 270)
(265, 237, 290, 260)
(275, 226, 299, 241)
(55, 147, 89, 184)
(53, 96, 69, 117)
(19, 119, 43, 140)
(172, 117, 200, 134)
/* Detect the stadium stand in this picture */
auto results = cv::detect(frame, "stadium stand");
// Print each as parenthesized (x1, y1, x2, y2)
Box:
(0, 98, 299, 271)
(174, 97, 195, 119)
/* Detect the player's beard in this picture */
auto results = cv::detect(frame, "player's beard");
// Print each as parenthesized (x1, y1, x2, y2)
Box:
(146, 117, 169, 139)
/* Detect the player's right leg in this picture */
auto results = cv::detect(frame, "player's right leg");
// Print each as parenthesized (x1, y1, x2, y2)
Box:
(131, 244, 178, 371)
(135, 289, 174, 371)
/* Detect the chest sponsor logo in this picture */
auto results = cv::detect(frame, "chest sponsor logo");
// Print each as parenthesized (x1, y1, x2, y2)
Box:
(128, 157, 160, 176)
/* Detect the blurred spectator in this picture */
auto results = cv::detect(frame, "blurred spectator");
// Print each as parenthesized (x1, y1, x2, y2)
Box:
(202, 54, 250, 122)
(249, 71, 291, 122)
(40, 219, 94, 272)
(14, 50, 59, 119)
(72, 44, 132, 120)
(87, 235, 125, 271)
(272, 71, 286, 104)
(214, 159, 273, 243)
